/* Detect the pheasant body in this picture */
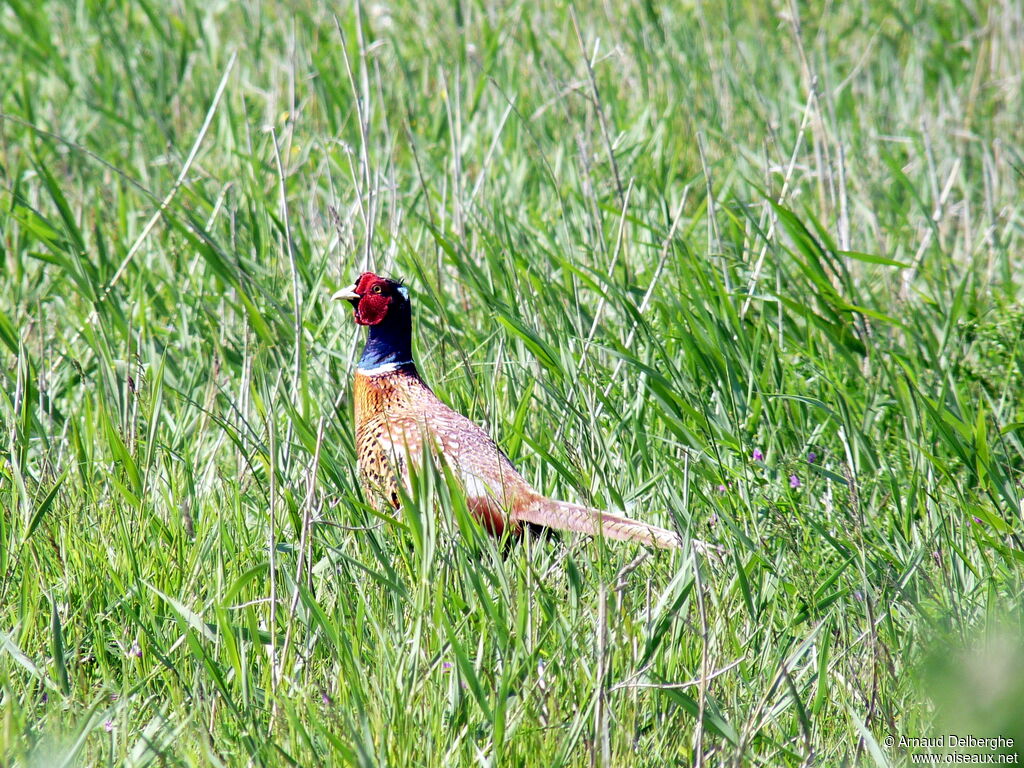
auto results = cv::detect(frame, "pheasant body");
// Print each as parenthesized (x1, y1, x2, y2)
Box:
(353, 361, 527, 537)
(335, 272, 682, 549)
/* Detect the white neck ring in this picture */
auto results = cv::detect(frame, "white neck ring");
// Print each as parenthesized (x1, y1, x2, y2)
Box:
(357, 360, 413, 375)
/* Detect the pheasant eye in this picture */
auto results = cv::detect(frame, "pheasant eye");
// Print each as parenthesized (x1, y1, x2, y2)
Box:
(372, 285, 383, 295)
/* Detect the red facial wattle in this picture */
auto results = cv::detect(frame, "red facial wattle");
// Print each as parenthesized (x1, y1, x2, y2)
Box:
(336, 272, 396, 326)
(353, 291, 390, 325)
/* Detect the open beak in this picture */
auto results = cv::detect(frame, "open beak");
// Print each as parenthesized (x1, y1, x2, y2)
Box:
(332, 283, 360, 302)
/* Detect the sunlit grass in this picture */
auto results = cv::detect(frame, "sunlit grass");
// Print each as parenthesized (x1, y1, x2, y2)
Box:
(1, 1, 1023, 765)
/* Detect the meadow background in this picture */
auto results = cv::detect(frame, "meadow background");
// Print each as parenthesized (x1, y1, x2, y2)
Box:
(2, 0, 1024, 765)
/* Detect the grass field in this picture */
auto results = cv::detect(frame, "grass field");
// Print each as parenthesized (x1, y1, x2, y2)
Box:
(2, 0, 1024, 765)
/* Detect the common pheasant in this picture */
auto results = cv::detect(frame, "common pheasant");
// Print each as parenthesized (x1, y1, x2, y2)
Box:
(333, 272, 683, 549)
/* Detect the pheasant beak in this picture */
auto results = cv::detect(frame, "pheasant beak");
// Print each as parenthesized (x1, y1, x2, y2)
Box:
(332, 283, 360, 303)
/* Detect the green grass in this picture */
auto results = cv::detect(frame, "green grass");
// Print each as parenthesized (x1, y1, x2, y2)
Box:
(2, 0, 1024, 765)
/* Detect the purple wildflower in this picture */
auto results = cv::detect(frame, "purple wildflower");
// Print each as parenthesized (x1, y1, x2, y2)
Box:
(808, 452, 817, 463)
(716, 484, 727, 493)
(321, 691, 333, 705)
(972, 516, 983, 525)
(128, 642, 142, 659)
(789, 475, 801, 488)
(752, 448, 764, 462)
(442, 661, 453, 672)
(853, 590, 864, 602)
(104, 720, 114, 733)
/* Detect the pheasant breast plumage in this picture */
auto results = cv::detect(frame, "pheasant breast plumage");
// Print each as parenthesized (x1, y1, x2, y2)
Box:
(334, 272, 682, 549)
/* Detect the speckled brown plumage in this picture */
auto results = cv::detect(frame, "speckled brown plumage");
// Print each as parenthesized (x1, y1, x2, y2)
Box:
(354, 362, 529, 537)
(335, 272, 683, 549)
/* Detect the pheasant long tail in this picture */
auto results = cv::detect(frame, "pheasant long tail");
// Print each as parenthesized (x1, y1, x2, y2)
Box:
(511, 497, 682, 549)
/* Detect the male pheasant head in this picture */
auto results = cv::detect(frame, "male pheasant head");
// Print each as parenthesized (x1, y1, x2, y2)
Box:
(332, 272, 410, 326)
(333, 272, 414, 372)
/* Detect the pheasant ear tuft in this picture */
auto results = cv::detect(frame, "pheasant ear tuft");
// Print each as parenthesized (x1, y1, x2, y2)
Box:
(397, 285, 410, 300)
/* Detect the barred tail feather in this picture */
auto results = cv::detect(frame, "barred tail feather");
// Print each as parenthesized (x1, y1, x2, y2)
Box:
(512, 498, 682, 549)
